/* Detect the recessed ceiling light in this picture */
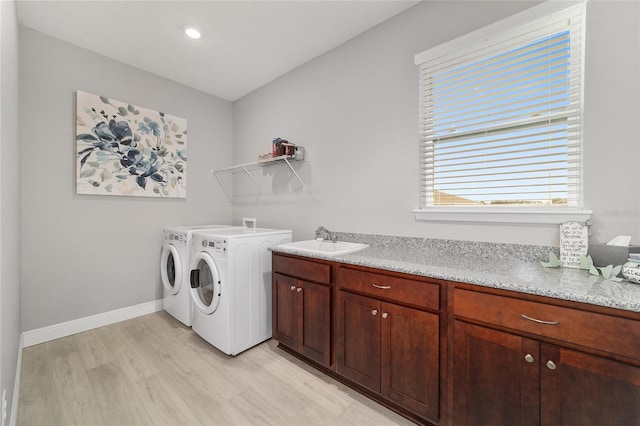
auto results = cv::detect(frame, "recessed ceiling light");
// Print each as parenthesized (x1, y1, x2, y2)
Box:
(183, 26, 201, 39)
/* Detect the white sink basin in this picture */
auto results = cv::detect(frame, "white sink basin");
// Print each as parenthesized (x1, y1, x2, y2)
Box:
(277, 240, 369, 256)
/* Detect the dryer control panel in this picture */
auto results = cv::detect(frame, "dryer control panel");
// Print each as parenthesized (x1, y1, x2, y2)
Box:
(165, 232, 186, 245)
(202, 238, 227, 255)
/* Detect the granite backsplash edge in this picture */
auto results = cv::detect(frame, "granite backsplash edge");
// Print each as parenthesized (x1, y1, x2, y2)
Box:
(333, 231, 559, 263)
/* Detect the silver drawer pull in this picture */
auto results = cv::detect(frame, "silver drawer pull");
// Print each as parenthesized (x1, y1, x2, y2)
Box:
(372, 283, 391, 290)
(521, 314, 559, 325)
(290, 286, 296, 291)
(546, 360, 557, 370)
(371, 309, 378, 316)
(524, 354, 535, 363)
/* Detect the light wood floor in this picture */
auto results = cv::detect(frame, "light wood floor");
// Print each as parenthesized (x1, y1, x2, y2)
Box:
(17, 311, 414, 426)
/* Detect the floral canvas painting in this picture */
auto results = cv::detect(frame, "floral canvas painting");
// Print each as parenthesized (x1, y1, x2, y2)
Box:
(76, 91, 187, 197)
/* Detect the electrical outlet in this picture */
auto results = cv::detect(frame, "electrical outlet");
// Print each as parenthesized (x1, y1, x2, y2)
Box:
(1, 389, 7, 426)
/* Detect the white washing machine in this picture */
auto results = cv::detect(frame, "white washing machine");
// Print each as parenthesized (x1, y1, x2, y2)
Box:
(160, 224, 238, 326)
(189, 227, 292, 355)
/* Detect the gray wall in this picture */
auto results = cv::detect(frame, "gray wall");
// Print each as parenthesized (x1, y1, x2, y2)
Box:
(233, 0, 640, 247)
(14, 0, 640, 329)
(1, 0, 21, 422)
(582, 0, 640, 246)
(19, 27, 234, 331)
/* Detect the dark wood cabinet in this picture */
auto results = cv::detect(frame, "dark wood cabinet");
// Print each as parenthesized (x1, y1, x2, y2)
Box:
(452, 320, 540, 426)
(273, 273, 299, 349)
(336, 266, 440, 424)
(272, 255, 331, 367)
(452, 285, 640, 426)
(540, 344, 640, 426)
(382, 300, 439, 421)
(272, 252, 640, 426)
(298, 278, 331, 365)
(336, 291, 381, 389)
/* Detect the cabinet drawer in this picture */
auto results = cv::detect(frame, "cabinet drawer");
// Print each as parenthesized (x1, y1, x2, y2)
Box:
(338, 267, 439, 311)
(273, 254, 330, 284)
(454, 288, 640, 361)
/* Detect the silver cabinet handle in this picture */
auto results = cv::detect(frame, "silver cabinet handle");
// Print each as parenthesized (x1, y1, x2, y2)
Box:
(371, 309, 378, 316)
(382, 313, 388, 319)
(290, 286, 296, 291)
(372, 283, 391, 290)
(521, 314, 559, 325)
(297, 287, 302, 293)
(524, 354, 535, 363)
(546, 360, 557, 370)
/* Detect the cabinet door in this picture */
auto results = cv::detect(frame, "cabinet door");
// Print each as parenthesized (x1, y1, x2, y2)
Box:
(452, 320, 540, 426)
(381, 302, 439, 423)
(300, 280, 331, 366)
(541, 344, 640, 426)
(272, 273, 298, 349)
(336, 291, 381, 391)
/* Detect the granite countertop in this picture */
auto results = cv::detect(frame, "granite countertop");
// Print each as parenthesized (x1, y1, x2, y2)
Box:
(272, 233, 640, 314)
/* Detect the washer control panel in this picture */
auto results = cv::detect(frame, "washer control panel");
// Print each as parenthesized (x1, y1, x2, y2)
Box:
(202, 238, 227, 255)
(164, 232, 186, 244)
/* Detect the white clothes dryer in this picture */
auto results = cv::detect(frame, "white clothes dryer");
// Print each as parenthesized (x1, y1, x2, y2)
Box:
(189, 227, 292, 355)
(160, 224, 238, 326)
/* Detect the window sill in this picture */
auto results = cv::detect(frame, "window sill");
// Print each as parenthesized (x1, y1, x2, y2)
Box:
(413, 207, 592, 224)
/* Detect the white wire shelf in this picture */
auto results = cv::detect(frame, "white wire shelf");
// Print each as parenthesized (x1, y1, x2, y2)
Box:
(211, 153, 305, 195)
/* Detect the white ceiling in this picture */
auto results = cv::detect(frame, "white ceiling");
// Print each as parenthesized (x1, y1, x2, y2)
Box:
(16, 0, 420, 101)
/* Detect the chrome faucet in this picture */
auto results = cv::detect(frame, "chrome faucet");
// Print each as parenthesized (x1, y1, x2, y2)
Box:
(315, 226, 337, 243)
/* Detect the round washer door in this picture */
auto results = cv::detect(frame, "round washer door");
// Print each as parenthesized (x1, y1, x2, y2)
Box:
(160, 244, 183, 295)
(189, 252, 222, 315)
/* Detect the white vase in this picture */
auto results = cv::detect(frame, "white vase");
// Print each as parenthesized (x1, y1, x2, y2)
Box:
(622, 259, 640, 284)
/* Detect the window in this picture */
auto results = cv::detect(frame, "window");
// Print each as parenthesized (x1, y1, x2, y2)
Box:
(414, 2, 591, 223)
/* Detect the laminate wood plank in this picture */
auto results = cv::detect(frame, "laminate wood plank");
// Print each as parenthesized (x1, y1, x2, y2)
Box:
(16, 344, 60, 426)
(103, 322, 160, 382)
(136, 373, 203, 426)
(113, 316, 179, 372)
(85, 362, 155, 426)
(72, 329, 112, 370)
(47, 349, 105, 426)
(337, 398, 415, 426)
(160, 363, 252, 426)
(137, 310, 193, 345)
(18, 312, 411, 426)
(259, 351, 354, 417)
(44, 336, 78, 360)
(227, 387, 294, 425)
(193, 398, 256, 426)
(88, 322, 125, 360)
(167, 337, 251, 402)
(226, 354, 309, 411)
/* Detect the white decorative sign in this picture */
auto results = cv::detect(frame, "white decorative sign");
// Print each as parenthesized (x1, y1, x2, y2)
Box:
(560, 221, 589, 268)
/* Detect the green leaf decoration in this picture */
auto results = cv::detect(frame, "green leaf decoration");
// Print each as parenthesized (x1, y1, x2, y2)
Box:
(599, 264, 623, 281)
(578, 256, 623, 280)
(611, 265, 622, 278)
(599, 265, 613, 279)
(579, 255, 592, 270)
(541, 252, 562, 268)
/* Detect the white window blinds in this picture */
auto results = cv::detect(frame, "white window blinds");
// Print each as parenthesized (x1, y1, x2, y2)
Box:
(415, 3, 585, 208)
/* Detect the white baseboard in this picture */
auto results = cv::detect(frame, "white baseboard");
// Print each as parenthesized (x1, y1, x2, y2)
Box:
(9, 333, 24, 426)
(22, 299, 163, 348)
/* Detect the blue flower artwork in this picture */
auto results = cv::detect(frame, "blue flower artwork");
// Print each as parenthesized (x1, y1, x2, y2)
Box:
(76, 91, 187, 197)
